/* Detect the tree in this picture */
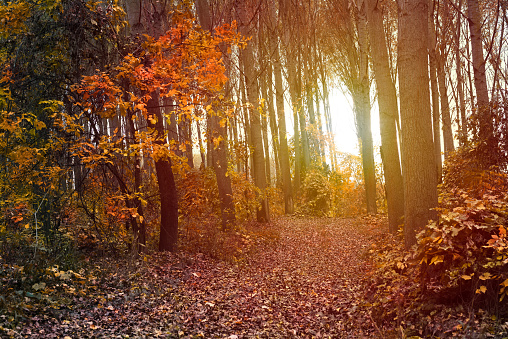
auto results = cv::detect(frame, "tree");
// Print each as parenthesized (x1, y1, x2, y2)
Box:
(194, 0, 236, 230)
(267, 0, 294, 214)
(355, 1, 377, 214)
(428, 3, 443, 180)
(467, 0, 495, 165)
(398, 0, 439, 247)
(325, 0, 377, 214)
(124, 0, 179, 252)
(237, 0, 270, 222)
(366, 0, 404, 232)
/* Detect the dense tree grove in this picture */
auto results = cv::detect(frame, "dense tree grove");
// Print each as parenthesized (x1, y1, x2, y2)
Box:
(2, 0, 508, 336)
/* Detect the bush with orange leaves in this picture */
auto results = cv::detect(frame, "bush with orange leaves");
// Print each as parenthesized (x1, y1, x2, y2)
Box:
(364, 145, 508, 337)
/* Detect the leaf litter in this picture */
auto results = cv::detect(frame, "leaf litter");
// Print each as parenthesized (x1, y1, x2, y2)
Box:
(4, 216, 384, 338)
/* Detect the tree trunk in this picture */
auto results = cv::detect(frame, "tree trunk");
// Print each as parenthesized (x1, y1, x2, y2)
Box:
(428, 2, 443, 181)
(467, 0, 493, 149)
(195, 0, 236, 229)
(238, 1, 269, 222)
(125, 0, 178, 252)
(196, 119, 206, 168)
(147, 94, 179, 252)
(127, 107, 147, 251)
(455, 0, 468, 146)
(398, 0, 438, 248)
(266, 61, 281, 188)
(366, 0, 404, 232)
(437, 49, 455, 156)
(357, 4, 377, 214)
(296, 52, 310, 174)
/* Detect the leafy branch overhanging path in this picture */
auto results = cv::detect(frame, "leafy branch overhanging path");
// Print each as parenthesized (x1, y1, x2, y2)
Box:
(16, 217, 382, 338)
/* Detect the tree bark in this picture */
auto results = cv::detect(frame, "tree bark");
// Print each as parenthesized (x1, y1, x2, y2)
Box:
(428, 3, 443, 181)
(454, 0, 468, 146)
(125, 0, 179, 251)
(366, 0, 404, 232)
(467, 0, 493, 149)
(195, 0, 236, 229)
(356, 3, 377, 214)
(398, 0, 438, 248)
(238, 1, 269, 222)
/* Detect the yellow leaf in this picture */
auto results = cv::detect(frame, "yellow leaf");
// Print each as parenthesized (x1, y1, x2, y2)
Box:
(479, 272, 492, 280)
(35, 120, 46, 130)
(461, 274, 472, 280)
(430, 255, 444, 265)
(476, 286, 487, 294)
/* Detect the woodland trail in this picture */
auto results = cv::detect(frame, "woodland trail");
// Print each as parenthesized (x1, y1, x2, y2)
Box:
(12, 217, 384, 338)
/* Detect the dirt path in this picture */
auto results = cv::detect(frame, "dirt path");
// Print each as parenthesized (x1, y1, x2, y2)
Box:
(176, 217, 380, 338)
(11, 217, 384, 338)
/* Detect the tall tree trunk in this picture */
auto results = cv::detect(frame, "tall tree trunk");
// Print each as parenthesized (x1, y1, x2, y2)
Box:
(297, 51, 311, 173)
(195, 0, 236, 229)
(238, 1, 269, 222)
(127, 105, 147, 251)
(269, 21, 294, 214)
(437, 49, 455, 156)
(398, 0, 439, 248)
(455, 0, 468, 146)
(287, 50, 302, 192)
(147, 94, 179, 252)
(366, 0, 404, 232)
(196, 119, 206, 168)
(428, 2, 443, 180)
(240, 70, 252, 179)
(357, 4, 377, 214)
(304, 59, 318, 159)
(125, 0, 178, 252)
(467, 0, 493, 152)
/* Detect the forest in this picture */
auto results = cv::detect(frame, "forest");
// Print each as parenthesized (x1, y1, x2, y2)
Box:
(1, 0, 508, 337)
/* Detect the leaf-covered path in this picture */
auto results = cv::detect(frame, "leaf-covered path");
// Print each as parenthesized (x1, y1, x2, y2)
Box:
(12, 217, 383, 338)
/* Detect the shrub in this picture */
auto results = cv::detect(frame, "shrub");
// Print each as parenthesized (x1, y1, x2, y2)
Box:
(364, 146, 508, 336)
(298, 168, 331, 216)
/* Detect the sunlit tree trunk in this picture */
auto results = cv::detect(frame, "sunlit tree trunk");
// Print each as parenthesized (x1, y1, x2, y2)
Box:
(296, 51, 310, 174)
(287, 51, 302, 191)
(269, 11, 294, 213)
(366, 0, 404, 232)
(196, 119, 206, 168)
(437, 53, 455, 156)
(398, 0, 438, 248)
(195, 0, 236, 229)
(356, 4, 377, 214)
(454, 0, 468, 146)
(436, 1, 454, 157)
(238, 0, 269, 222)
(468, 0, 494, 156)
(428, 2, 443, 180)
(258, 31, 272, 186)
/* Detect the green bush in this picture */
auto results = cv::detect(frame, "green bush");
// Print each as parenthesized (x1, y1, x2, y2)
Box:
(299, 169, 331, 216)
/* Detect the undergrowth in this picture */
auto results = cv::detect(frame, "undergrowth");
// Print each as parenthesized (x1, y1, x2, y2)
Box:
(364, 145, 508, 338)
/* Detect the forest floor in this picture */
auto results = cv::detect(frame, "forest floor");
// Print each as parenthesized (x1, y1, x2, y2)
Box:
(3, 217, 387, 338)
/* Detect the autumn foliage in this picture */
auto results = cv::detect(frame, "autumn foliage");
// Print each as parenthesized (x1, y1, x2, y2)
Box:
(364, 144, 508, 336)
